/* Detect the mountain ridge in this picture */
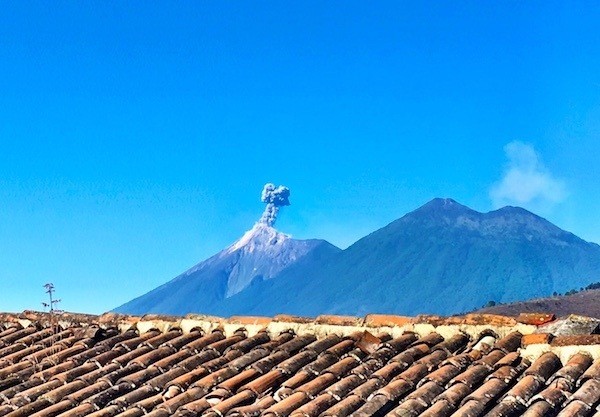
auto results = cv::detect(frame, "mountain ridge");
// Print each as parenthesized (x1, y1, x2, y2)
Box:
(115, 198, 600, 317)
(209, 198, 600, 316)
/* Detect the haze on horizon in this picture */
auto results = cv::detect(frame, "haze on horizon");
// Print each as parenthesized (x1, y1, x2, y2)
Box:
(1, 2, 599, 314)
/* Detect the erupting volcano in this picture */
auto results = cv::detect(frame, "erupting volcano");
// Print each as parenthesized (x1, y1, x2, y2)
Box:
(114, 183, 340, 315)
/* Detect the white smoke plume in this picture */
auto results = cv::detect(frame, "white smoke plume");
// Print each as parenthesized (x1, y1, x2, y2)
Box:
(259, 183, 290, 226)
(490, 141, 567, 210)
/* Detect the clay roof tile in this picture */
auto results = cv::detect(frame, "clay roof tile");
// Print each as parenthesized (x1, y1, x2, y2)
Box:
(319, 394, 363, 417)
(448, 364, 492, 390)
(350, 391, 394, 417)
(566, 379, 600, 408)
(551, 334, 600, 347)
(250, 350, 289, 375)
(524, 352, 562, 382)
(314, 315, 364, 327)
(226, 332, 271, 355)
(301, 335, 341, 356)
(382, 333, 419, 353)
(240, 369, 286, 396)
(351, 358, 383, 379)
(293, 393, 337, 417)
(403, 380, 445, 405)
(354, 332, 381, 355)
(412, 333, 444, 348)
(547, 352, 593, 389)
(363, 314, 413, 328)
(578, 358, 600, 387)
(275, 335, 317, 355)
(227, 395, 276, 417)
(493, 331, 523, 353)
(516, 313, 556, 326)
(393, 363, 429, 387)
(419, 399, 455, 417)
(370, 362, 406, 382)
(459, 377, 508, 409)
(209, 389, 256, 416)
(419, 364, 463, 388)
(3, 311, 600, 417)
(503, 374, 545, 404)
(432, 382, 472, 408)
(262, 391, 309, 417)
(326, 374, 364, 399)
(349, 377, 385, 400)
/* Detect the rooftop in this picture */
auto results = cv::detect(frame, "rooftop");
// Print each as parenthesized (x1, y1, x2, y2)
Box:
(0, 310, 599, 417)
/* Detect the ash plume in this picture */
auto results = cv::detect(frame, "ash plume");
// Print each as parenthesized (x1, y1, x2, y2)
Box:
(259, 183, 290, 226)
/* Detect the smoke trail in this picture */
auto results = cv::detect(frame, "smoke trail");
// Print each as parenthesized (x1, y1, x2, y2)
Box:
(259, 183, 290, 226)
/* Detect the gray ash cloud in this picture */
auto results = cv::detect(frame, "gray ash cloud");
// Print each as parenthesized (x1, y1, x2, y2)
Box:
(259, 183, 290, 226)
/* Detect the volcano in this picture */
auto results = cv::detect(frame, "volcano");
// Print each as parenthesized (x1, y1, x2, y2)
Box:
(114, 183, 340, 315)
(114, 222, 340, 315)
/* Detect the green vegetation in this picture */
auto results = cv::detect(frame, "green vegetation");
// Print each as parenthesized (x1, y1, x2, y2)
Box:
(554, 281, 600, 297)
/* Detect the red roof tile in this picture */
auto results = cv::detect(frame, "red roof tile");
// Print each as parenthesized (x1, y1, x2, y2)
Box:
(516, 312, 557, 326)
(1, 311, 600, 417)
(521, 333, 553, 346)
(363, 315, 413, 328)
(314, 315, 363, 327)
(551, 334, 600, 346)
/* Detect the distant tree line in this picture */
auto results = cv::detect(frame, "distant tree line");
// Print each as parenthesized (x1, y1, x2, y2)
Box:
(482, 280, 600, 309)
(555, 281, 600, 297)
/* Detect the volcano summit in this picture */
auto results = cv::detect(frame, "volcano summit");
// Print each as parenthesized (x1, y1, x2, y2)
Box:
(114, 184, 340, 315)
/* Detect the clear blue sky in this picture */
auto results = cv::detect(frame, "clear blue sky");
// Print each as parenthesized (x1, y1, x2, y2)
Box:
(1, 2, 599, 314)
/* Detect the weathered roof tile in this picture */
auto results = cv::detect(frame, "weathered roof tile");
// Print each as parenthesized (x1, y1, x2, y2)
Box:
(1, 311, 600, 417)
(517, 312, 557, 326)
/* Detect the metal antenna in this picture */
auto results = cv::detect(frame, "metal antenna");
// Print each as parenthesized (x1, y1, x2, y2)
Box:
(42, 283, 63, 339)
(42, 283, 61, 313)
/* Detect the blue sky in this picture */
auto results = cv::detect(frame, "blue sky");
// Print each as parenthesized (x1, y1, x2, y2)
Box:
(1, 2, 599, 314)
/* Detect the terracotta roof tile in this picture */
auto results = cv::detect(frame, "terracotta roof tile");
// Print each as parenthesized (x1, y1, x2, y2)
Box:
(493, 331, 523, 353)
(473, 349, 505, 369)
(263, 391, 309, 417)
(568, 378, 600, 406)
(415, 350, 448, 372)
(430, 382, 471, 408)
(227, 317, 272, 327)
(547, 352, 593, 388)
(521, 332, 553, 346)
(579, 358, 600, 386)
(527, 387, 569, 415)
(354, 331, 381, 355)
(493, 351, 521, 368)
(516, 312, 557, 325)
(245, 369, 286, 396)
(363, 315, 413, 328)
(460, 313, 519, 327)
(271, 315, 313, 325)
(449, 364, 493, 390)
(2, 311, 600, 417)
(524, 352, 562, 381)
(420, 364, 462, 388)
(314, 315, 363, 327)
(551, 334, 600, 346)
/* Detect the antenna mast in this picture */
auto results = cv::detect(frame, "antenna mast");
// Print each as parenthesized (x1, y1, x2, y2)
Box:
(42, 283, 61, 313)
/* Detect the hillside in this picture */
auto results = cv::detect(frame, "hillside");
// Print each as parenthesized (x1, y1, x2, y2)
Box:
(478, 289, 600, 318)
